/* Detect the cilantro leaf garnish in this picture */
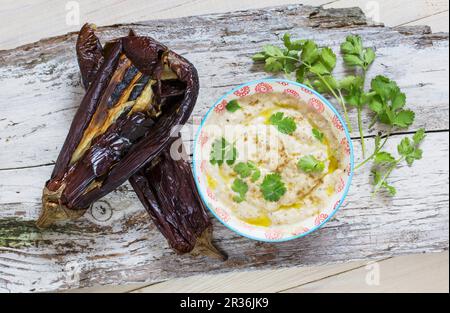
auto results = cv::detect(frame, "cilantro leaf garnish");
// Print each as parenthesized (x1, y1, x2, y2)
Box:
(298, 155, 325, 173)
(231, 178, 248, 203)
(269, 112, 297, 135)
(260, 173, 287, 202)
(210, 137, 238, 166)
(312, 128, 325, 142)
(234, 162, 252, 178)
(234, 161, 262, 182)
(226, 100, 241, 112)
(251, 169, 261, 182)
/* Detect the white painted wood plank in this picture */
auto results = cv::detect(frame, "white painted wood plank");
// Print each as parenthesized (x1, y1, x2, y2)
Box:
(283, 251, 449, 293)
(0, 131, 447, 292)
(62, 283, 146, 293)
(2, 0, 447, 50)
(1, 13, 448, 169)
(325, 0, 448, 30)
(131, 260, 369, 293)
(0, 0, 334, 50)
(403, 10, 449, 33)
(70, 252, 448, 292)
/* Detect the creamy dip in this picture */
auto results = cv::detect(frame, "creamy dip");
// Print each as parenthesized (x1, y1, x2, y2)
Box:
(203, 92, 345, 227)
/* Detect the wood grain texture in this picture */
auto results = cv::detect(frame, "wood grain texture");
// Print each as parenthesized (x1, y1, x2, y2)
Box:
(0, 0, 335, 50)
(404, 10, 450, 33)
(0, 5, 448, 292)
(131, 260, 369, 293)
(1, 0, 448, 50)
(131, 252, 449, 293)
(283, 251, 449, 293)
(324, 0, 448, 28)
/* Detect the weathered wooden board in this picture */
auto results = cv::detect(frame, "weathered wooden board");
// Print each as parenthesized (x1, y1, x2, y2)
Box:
(0, 5, 448, 292)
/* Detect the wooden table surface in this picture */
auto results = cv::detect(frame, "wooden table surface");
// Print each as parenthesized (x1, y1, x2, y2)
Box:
(0, 1, 448, 293)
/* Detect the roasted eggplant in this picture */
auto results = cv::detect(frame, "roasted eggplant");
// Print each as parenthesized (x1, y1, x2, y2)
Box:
(38, 24, 224, 259)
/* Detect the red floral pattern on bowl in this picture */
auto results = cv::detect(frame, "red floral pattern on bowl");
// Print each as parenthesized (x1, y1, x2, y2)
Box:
(255, 82, 273, 94)
(200, 160, 207, 173)
(308, 98, 325, 113)
(315, 213, 329, 226)
(284, 88, 300, 98)
(335, 177, 345, 193)
(215, 207, 230, 222)
(292, 227, 310, 236)
(341, 138, 351, 155)
(332, 115, 344, 131)
(199, 132, 209, 147)
(265, 229, 283, 240)
(234, 86, 250, 97)
(301, 87, 313, 95)
(193, 79, 353, 242)
(214, 100, 227, 113)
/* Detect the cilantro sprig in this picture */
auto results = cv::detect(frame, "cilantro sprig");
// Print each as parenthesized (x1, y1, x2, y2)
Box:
(260, 173, 287, 202)
(340, 35, 375, 71)
(251, 33, 425, 198)
(367, 75, 415, 128)
(339, 35, 376, 157)
(210, 137, 238, 166)
(370, 128, 426, 196)
(269, 112, 297, 135)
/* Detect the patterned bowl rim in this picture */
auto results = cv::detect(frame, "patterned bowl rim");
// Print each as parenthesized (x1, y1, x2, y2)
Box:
(192, 78, 354, 242)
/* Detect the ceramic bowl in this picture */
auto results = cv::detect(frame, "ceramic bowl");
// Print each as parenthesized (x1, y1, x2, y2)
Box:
(193, 79, 354, 242)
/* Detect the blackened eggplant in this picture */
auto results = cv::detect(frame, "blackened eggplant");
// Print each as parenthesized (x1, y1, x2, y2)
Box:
(38, 27, 198, 225)
(38, 24, 225, 259)
(129, 145, 223, 258)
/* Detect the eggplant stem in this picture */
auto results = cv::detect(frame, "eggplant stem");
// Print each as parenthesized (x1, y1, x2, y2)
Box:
(37, 185, 85, 229)
(190, 227, 228, 261)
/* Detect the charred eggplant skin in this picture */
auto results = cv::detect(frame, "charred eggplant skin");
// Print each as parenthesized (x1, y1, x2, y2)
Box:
(129, 148, 223, 259)
(75, 24, 224, 259)
(76, 23, 104, 89)
(39, 27, 199, 224)
(38, 24, 225, 260)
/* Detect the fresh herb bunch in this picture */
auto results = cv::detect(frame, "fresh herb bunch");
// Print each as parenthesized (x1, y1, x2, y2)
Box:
(252, 33, 424, 197)
(253, 33, 352, 131)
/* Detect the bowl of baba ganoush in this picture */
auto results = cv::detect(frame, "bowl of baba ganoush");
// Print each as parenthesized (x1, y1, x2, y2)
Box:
(193, 79, 354, 242)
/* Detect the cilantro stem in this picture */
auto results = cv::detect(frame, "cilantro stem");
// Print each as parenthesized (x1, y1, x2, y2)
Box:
(337, 89, 352, 132)
(357, 106, 366, 158)
(369, 115, 378, 129)
(359, 69, 368, 157)
(354, 133, 390, 171)
(312, 70, 352, 132)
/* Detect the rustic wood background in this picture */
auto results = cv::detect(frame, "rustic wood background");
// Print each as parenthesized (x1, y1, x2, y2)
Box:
(0, 3, 448, 292)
